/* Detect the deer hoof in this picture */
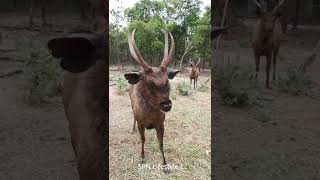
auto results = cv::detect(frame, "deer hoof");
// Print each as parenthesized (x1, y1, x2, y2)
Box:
(131, 129, 136, 134)
(141, 158, 145, 164)
(163, 165, 171, 174)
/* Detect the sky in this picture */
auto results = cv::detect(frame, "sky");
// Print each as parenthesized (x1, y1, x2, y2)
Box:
(109, 0, 211, 27)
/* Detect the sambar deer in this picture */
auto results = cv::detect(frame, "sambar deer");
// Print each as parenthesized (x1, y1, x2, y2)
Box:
(189, 58, 201, 89)
(47, 1, 107, 179)
(48, 32, 107, 180)
(252, 0, 285, 88)
(124, 29, 180, 173)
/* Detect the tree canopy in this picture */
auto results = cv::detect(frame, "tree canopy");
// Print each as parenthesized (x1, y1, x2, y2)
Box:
(109, 0, 211, 69)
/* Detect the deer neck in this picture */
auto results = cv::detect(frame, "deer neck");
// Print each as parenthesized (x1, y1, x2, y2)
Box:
(135, 81, 162, 114)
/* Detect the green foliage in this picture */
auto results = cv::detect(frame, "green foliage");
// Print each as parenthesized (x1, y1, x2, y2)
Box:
(176, 81, 192, 96)
(116, 75, 129, 95)
(20, 49, 62, 104)
(275, 67, 313, 95)
(216, 64, 261, 107)
(253, 108, 271, 123)
(197, 84, 209, 92)
(109, 0, 211, 68)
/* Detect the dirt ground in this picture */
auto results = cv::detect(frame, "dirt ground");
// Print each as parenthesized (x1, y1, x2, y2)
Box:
(0, 13, 82, 180)
(109, 66, 211, 179)
(213, 21, 320, 180)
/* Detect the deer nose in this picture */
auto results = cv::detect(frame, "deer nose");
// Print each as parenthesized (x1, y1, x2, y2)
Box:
(160, 100, 172, 112)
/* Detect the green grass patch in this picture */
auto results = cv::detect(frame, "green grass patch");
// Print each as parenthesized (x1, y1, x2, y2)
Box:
(275, 67, 313, 95)
(116, 75, 129, 95)
(176, 81, 192, 96)
(216, 64, 261, 107)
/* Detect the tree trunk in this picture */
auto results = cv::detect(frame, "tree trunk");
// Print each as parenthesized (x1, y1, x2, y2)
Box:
(29, 0, 34, 28)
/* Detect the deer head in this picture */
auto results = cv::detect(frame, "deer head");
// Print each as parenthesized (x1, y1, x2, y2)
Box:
(190, 58, 201, 68)
(124, 29, 180, 112)
(253, 0, 286, 34)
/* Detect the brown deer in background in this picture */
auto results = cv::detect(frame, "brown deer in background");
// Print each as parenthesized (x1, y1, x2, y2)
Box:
(189, 58, 201, 89)
(124, 29, 180, 173)
(252, 0, 285, 88)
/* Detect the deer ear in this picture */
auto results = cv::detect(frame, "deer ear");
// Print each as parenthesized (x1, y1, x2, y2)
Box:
(124, 72, 141, 84)
(168, 68, 180, 79)
(47, 33, 106, 73)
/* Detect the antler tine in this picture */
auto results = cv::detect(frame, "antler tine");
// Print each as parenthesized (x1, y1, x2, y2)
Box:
(128, 29, 151, 71)
(253, 0, 262, 9)
(161, 31, 175, 68)
(272, 0, 286, 15)
(196, 58, 201, 66)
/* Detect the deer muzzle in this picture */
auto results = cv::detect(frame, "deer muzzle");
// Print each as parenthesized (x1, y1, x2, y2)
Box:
(160, 100, 172, 112)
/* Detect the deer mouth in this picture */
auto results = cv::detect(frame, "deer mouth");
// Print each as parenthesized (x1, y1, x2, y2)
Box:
(160, 100, 172, 112)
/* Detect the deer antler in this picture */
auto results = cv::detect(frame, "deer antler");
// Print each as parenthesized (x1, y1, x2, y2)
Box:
(196, 58, 201, 66)
(161, 31, 175, 68)
(253, 0, 262, 9)
(272, 0, 286, 16)
(128, 29, 151, 71)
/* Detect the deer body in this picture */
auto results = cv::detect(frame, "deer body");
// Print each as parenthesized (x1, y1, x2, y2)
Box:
(252, 0, 285, 88)
(48, 33, 107, 180)
(124, 30, 180, 173)
(189, 59, 201, 89)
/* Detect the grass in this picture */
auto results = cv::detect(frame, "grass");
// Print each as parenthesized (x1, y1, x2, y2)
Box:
(109, 69, 211, 179)
(176, 81, 192, 96)
(197, 84, 209, 92)
(216, 63, 261, 107)
(275, 67, 313, 95)
(19, 48, 62, 105)
(115, 75, 129, 95)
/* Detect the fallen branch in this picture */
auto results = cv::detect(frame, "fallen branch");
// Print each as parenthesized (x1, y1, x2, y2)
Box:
(0, 68, 22, 78)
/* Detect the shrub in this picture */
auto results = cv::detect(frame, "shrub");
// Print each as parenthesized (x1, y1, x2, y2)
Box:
(216, 64, 260, 107)
(116, 75, 129, 95)
(176, 81, 192, 96)
(275, 67, 313, 95)
(197, 84, 209, 92)
(20, 49, 62, 104)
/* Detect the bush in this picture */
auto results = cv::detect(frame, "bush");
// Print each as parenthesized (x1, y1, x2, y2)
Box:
(197, 84, 209, 92)
(275, 67, 313, 95)
(20, 49, 62, 104)
(176, 81, 192, 96)
(116, 75, 129, 95)
(216, 64, 260, 107)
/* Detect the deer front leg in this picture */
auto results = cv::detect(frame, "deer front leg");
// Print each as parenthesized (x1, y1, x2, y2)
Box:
(266, 54, 272, 88)
(156, 125, 169, 173)
(254, 52, 260, 80)
(137, 123, 145, 163)
(272, 50, 278, 81)
(132, 118, 136, 134)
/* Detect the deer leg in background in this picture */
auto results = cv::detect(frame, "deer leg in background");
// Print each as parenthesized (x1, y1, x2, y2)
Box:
(132, 118, 136, 134)
(195, 77, 198, 89)
(266, 54, 272, 88)
(156, 125, 168, 173)
(273, 49, 278, 81)
(138, 124, 145, 162)
(254, 52, 260, 80)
